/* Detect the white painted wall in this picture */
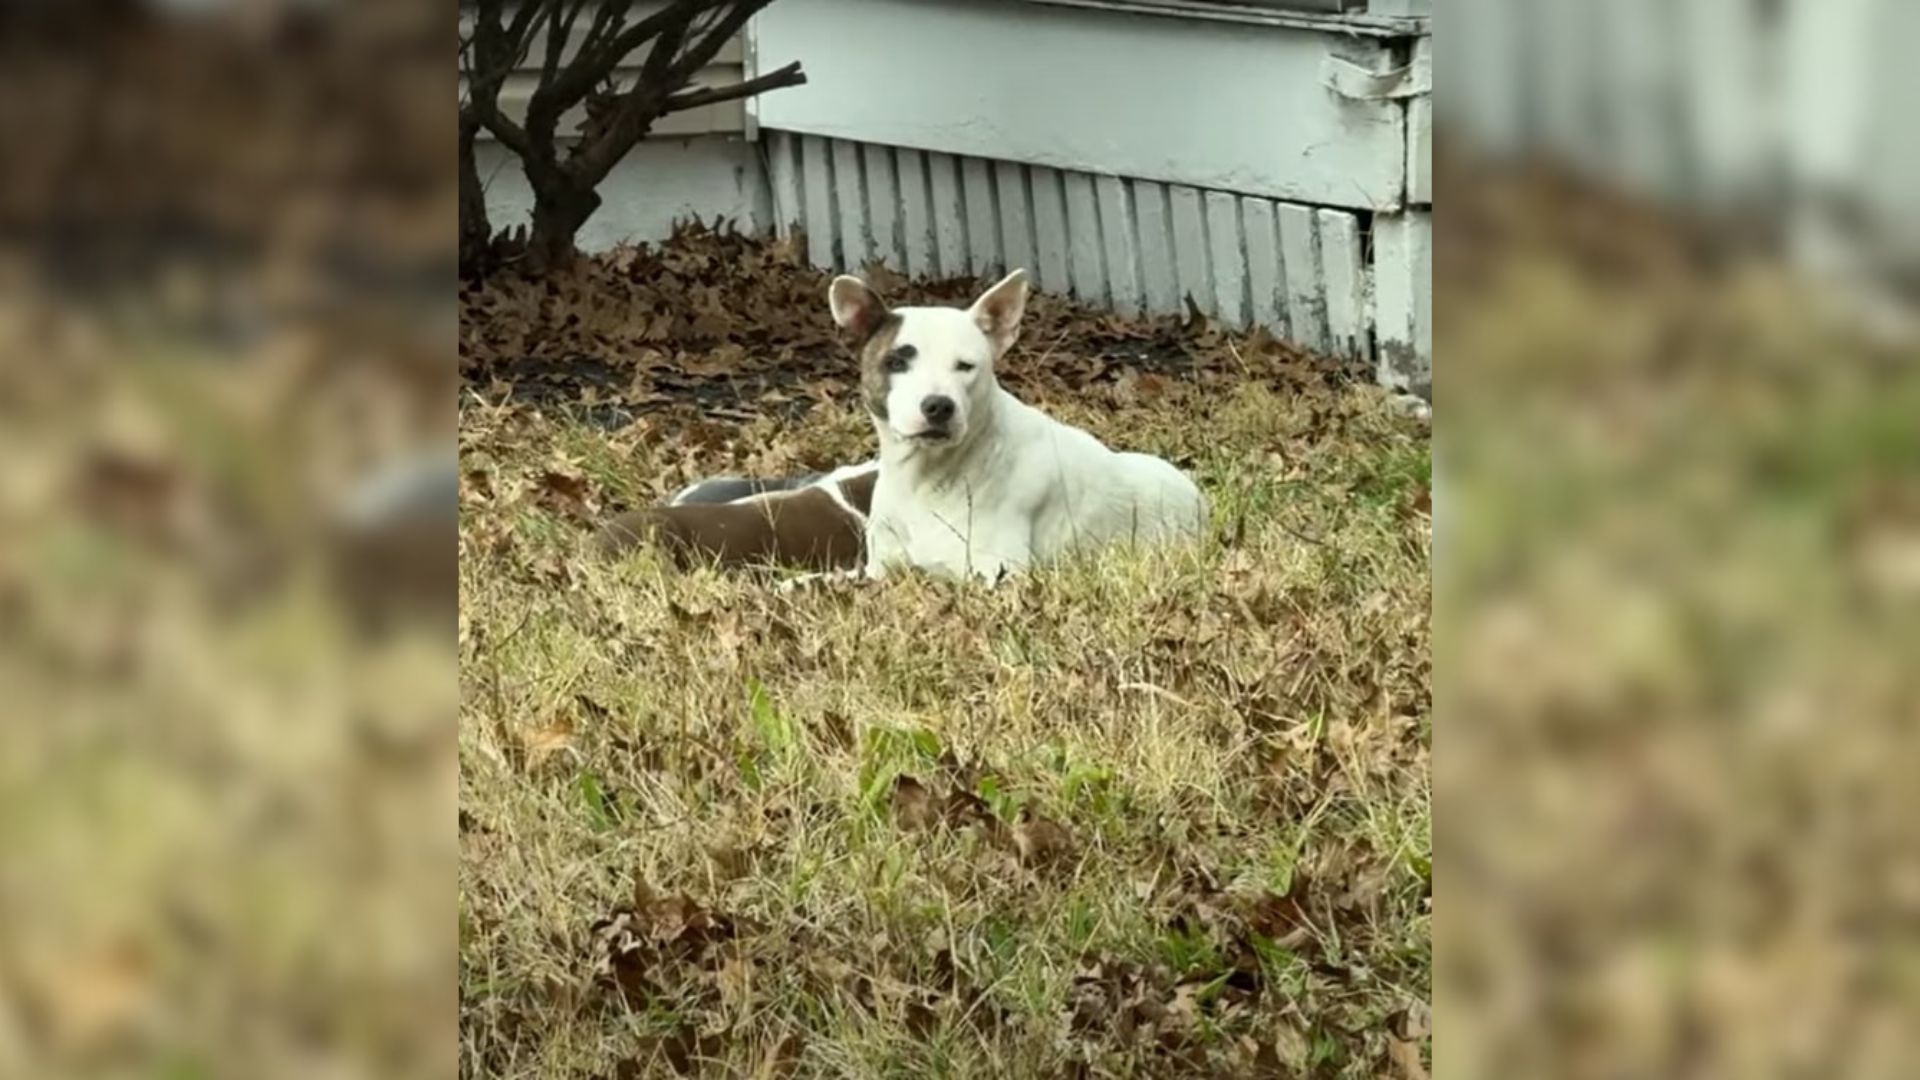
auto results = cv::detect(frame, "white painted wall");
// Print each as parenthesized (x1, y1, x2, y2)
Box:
(476, 136, 772, 250)
(752, 0, 1412, 212)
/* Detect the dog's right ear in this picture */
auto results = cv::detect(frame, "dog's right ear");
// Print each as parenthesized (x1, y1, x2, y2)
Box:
(969, 268, 1030, 357)
(829, 276, 889, 339)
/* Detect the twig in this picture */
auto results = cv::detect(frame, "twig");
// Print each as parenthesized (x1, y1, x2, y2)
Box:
(1119, 681, 1198, 711)
(662, 61, 807, 114)
(1273, 513, 1333, 547)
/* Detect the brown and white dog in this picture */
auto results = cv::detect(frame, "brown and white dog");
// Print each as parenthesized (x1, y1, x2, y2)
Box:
(832, 269, 1208, 581)
(594, 461, 878, 571)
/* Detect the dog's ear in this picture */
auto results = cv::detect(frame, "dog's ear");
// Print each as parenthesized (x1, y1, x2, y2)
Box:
(829, 275, 890, 339)
(969, 268, 1030, 357)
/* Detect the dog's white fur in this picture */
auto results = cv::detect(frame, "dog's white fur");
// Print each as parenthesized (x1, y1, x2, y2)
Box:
(829, 269, 1208, 581)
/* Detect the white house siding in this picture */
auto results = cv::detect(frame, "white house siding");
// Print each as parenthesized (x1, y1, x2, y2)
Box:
(752, 0, 1433, 386)
(471, 0, 1434, 387)
(750, 0, 1411, 212)
(476, 136, 773, 250)
(465, 3, 765, 243)
(762, 131, 1409, 376)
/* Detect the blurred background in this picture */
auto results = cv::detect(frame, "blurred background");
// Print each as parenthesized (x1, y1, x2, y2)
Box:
(1438, 1, 1919, 1077)
(8, 0, 1920, 1074)
(0, 2, 455, 1078)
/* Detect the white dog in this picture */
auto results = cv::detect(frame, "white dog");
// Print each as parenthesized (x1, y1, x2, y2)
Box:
(829, 268, 1208, 581)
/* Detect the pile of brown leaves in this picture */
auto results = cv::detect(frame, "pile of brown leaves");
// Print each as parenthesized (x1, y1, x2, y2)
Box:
(459, 220, 1358, 436)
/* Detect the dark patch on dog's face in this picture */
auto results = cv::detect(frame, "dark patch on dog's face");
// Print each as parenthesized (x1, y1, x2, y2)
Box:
(858, 313, 906, 421)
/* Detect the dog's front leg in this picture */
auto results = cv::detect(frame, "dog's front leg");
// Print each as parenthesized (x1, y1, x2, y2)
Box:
(985, 527, 1038, 585)
(968, 543, 1032, 586)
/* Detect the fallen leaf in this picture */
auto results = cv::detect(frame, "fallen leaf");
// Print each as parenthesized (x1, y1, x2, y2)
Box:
(1247, 875, 1316, 950)
(32, 942, 153, 1052)
(890, 775, 937, 830)
(754, 1032, 806, 1079)
(1409, 484, 1432, 517)
(817, 710, 855, 751)
(1012, 816, 1075, 867)
(1390, 1035, 1430, 1080)
(705, 843, 753, 880)
(940, 787, 991, 829)
(520, 715, 576, 768)
(717, 952, 755, 1009)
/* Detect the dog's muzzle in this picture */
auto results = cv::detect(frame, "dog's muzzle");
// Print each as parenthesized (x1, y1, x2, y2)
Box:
(906, 395, 958, 442)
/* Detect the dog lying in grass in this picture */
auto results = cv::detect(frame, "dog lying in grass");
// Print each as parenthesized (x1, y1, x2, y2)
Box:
(833, 268, 1209, 581)
(596, 269, 1208, 581)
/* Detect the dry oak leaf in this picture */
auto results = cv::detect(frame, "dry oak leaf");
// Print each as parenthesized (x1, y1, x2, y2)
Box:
(1012, 816, 1075, 867)
(520, 715, 576, 768)
(890, 775, 937, 830)
(1389, 1001, 1432, 1080)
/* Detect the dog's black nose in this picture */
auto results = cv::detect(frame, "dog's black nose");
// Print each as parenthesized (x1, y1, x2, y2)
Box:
(920, 395, 956, 425)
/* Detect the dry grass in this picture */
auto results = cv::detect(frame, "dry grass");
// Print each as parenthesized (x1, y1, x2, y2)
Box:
(458, 298, 1432, 1078)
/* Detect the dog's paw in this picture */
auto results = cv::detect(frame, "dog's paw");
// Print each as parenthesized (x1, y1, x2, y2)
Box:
(775, 569, 867, 595)
(773, 573, 823, 595)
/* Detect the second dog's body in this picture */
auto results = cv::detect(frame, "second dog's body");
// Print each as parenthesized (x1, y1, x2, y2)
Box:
(596, 461, 876, 571)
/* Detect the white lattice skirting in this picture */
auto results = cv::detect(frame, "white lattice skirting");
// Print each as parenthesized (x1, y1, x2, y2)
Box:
(763, 131, 1430, 390)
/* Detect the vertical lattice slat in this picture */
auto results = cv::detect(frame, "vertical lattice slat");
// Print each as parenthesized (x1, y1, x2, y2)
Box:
(800, 134, 836, 269)
(1278, 204, 1326, 352)
(1095, 175, 1141, 316)
(1029, 166, 1072, 294)
(1062, 171, 1106, 305)
(1204, 191, 1246, 329)
(1241, 197, 1284, 332)
(1318, 208, 1367, 362)
(995, 161, 1037, 281)
(896, 148, 936, 279)
(1132, 180, 1180, 317)
(1167, 184, 1210, 314)
(832, 139, 870, 270)
(927, 152, 969, 278)
(862, 143, 901, 269)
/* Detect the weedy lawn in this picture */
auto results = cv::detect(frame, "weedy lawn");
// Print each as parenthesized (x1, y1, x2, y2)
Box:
(459, 236, 1431, 1079)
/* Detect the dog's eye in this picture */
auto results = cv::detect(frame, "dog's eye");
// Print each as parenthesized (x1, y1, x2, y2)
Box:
(955, 362, 976, 373)
(884, 354, 909, 374)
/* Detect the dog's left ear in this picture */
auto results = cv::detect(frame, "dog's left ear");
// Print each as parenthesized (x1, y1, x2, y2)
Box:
(969, 269, 1030, 357)
(829, 275, 890, 339)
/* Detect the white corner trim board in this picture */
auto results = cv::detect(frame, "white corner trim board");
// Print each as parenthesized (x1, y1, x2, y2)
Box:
(1371, 210, 1431, 392)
